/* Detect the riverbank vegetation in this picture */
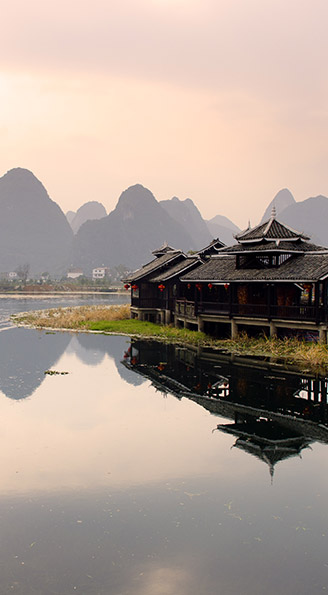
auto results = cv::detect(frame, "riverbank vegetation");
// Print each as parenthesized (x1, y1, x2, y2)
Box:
(11, 304, 328, 371)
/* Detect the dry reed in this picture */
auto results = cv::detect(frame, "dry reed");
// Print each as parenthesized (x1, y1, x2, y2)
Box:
(12, 303, 131, 329)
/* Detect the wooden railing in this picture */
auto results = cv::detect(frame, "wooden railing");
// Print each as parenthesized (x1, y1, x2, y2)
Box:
(198, 301, 230, 315)
(132, 297, 176, 311)
(176, 300, 326, 322)
(132, 297, 165, 309)
(175, 300, 196, 318)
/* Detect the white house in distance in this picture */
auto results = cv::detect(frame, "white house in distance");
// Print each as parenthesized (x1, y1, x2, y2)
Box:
(8, 272, 18, 280)
(67, 268, 84, 279)
(0, 271, 18, 281)
(92, 266, 109, 280)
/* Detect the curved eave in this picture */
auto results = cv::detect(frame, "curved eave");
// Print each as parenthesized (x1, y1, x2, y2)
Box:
(237, 237, 305, 244)
(212, 249, 328, 256)
(235, 217, 310, 242)
(150, 259, 202, 282)
(181, 277, 324, 283)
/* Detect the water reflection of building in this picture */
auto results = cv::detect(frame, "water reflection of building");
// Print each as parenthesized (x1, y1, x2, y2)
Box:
(122, 339, 328, 476)
(215, 417, 312, 481)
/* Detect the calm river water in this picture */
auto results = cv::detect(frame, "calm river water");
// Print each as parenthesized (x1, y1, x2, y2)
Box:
(0, 295, 328, 594)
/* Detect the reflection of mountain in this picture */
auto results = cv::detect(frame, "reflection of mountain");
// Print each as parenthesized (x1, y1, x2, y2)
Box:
(75, 334, 145, 386)
(0, 328, 70, 400)
(122, 339, 328, 475)
(71, 334, 106, 366)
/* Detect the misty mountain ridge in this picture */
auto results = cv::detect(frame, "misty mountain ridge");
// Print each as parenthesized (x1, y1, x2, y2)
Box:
(71, 184, 200, 273)
(0, 168, 73, 275)
(160, 196, 212, 248)
(206, 214, 240, 245)
(68, 201, 107, 234)
(261, 188, 296, 223)
(277, 195, 328, 247)
(1, 167, 328, 276)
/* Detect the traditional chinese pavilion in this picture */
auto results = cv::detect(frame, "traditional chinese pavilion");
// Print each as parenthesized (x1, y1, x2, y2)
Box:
(123, 213, 328, 342)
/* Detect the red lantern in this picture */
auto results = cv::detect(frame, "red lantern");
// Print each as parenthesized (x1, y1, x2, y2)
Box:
(224, 283, 230, 290)
(131, 284, 138, 291)
(196, 283, 202, 291)
(158, 284, 165, 292)
(124, 284, 130, 290)
(187, 283, 191, 290)
(208, 283, 213, 290)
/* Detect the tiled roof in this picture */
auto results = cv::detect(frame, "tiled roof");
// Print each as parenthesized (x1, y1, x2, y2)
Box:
(123, 251, 183, 282)
(218, 240, 327, 254)
(235, 218, 310, 242)
(149, 257, 201, 282)
(152, 244, 177, 256)
(197, 238, 225, 256)
(181, 253, 328, 283)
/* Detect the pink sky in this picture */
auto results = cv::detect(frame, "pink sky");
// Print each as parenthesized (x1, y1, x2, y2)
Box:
(1, 0, 327, 227)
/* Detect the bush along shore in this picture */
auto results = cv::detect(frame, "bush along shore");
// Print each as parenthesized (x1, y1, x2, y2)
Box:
(11, 304, 328, 373)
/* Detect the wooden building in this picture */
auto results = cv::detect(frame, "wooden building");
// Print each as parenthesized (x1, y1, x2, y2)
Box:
(123, 240, 224, 324)
(123, 214, 328, 342)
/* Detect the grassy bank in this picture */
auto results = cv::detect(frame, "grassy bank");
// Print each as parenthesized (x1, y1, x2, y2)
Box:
(11, 304, 328, 371)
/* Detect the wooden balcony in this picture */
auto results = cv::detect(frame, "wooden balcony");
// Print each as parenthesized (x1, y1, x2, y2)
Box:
(175, 300, 196, 318)
(132, 297, 176, 311)
(176, 299, 326, 322)
(132, 297, 165, 309)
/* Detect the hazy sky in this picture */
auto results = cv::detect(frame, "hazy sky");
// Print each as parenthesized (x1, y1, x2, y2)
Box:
(1, 0, 327, 226)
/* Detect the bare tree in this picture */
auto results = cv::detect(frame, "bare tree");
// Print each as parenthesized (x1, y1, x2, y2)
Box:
(16, 263, 30, 283)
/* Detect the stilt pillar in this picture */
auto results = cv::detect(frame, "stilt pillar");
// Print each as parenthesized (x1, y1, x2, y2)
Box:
(165, 310, 171, 325)
(319, 328, 327, 344)
(198, 317, 204, 332)
(270, 321, 277, 338)
(231, 319, 238, 339)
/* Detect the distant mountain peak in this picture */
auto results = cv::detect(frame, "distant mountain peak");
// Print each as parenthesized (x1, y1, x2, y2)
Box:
(0, 167, 73, 275)
(3, 167, 49, 197)
(69, 200, 107, 234)
(6, 167, 37, 178)
(116, 184, 158, 212)
(261, 188, 295, 223)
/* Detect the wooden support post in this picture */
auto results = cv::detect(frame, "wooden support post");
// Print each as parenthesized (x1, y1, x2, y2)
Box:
(198, 317, 204, 332)
(270, 321, 277, 338)
(231, 319, 238, 339)
(319, 328, 327, 344)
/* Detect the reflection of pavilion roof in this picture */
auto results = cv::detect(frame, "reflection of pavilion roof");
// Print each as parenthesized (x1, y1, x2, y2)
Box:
(217, 420, 312, 480)
(122, 339, 328, 481)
